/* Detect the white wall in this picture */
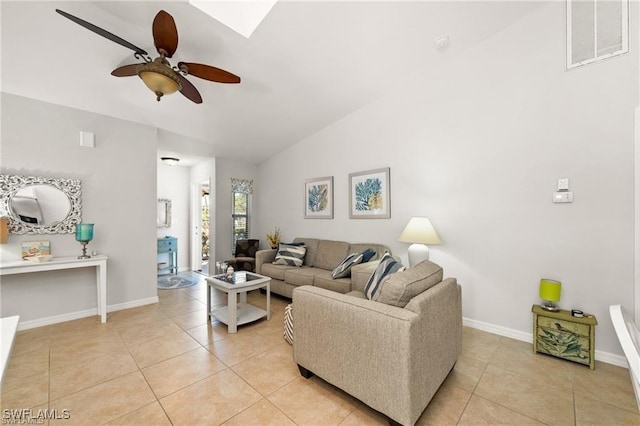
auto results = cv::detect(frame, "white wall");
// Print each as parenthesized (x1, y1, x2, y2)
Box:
(157, 163, 190, 271)
(256, 3, 638, 356)
(0, 93, 158, 324)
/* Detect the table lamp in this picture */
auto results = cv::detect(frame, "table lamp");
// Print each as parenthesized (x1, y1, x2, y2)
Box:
(539, 278, 561, 311)
(398, 217, 442, 267)
(75, 223, 94, 259)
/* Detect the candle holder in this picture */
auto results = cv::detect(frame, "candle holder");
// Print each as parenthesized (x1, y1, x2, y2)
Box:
(75, 223, 94, 259)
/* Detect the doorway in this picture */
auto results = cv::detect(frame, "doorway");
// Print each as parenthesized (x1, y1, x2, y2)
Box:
(193, 181, 210, 275)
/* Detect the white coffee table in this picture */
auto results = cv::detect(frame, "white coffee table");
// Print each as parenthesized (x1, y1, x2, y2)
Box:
(205, 271, 271, 333)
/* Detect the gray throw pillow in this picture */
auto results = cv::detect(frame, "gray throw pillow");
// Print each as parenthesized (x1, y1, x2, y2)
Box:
(374, 260, 443, 307)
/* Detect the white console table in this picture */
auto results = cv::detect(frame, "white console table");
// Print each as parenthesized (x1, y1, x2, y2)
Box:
(0, 255, 108, 323)
(1, 315, 19, 382)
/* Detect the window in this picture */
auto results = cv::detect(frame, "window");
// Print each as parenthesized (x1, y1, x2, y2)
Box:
(232, 191, 249, 250)
(231, 178, 253, 253)
(566, 0, 629, 69)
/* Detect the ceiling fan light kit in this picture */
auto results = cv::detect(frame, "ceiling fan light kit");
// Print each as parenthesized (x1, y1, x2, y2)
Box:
(56, 9, 240, 104)
(137, 58, 182, 101)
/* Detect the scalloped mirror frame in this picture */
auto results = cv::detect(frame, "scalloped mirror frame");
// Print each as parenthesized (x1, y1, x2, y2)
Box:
(158, 198, 172, 228)
(0, 174, 82, 234)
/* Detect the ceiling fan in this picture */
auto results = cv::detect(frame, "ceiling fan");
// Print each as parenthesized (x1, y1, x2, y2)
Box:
(55, 9, 241, 104)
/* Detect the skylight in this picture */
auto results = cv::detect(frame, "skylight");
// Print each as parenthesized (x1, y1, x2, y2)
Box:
(188, 0, 278, 38)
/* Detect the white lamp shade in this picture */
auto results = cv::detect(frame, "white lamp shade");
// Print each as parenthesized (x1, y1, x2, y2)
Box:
(399, 217, 442, 267)
(398, 217, 442, 244)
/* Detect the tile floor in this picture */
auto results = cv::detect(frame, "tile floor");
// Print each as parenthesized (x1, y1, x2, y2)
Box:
(2, 272, 639, 425)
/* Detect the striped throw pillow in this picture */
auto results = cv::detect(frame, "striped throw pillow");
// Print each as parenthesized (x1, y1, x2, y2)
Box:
(273, 243, 307, 267)
(331, 252, 364, 279)
(284, 303, 294, 345)
(364, 253, 405, 300)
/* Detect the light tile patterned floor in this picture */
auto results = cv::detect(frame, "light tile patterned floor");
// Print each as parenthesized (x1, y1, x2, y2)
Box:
(2, 272, 639, 425)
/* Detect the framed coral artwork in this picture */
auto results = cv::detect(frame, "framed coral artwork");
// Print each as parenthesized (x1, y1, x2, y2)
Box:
(304, 176, 333, 219)
(349, 167, 390, 219)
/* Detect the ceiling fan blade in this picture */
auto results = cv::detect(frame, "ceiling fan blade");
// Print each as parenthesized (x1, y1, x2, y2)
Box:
(56, 9, 148, 56)
(178, 62, 241, 84)
(177, 75, 203, 104)
(111, 64, 142, 77)
(153, 10, 178, 58)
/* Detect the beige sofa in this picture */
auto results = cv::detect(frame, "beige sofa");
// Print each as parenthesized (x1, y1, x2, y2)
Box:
(255, 237, 391, 298)
(292, 260, 462, 426)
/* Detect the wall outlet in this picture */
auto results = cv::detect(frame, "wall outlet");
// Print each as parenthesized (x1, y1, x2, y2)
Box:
(553, 191, 574, 203)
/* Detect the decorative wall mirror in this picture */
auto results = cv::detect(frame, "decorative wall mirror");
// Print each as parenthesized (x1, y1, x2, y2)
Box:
(0, 174, 82, 234)
(158, 199, 171, 228)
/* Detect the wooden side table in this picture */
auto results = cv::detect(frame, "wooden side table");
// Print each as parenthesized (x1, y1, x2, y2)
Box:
(532, 304, 597, 369)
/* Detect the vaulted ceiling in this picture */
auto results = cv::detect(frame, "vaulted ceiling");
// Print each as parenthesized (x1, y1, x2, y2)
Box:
(1, 1, 544, 164)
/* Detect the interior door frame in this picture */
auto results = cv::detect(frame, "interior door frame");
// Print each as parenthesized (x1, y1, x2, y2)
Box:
(190, 182, 201, 271)
(190, 179, 210, 272)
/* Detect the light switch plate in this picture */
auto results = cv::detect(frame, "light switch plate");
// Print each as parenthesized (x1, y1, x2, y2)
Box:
(553, 191, 573, 203)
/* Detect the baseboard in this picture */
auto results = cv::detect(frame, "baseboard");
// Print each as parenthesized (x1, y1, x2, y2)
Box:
(594, 349, 628, 368)
(17, 296, 160, 331)
(18, 308, 99, 330)
(107, 296, 159, 313)
(463, 317, 532, 343)
(463, 317, 628, 368)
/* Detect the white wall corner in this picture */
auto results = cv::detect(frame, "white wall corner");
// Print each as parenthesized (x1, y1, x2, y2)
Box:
(635, 106, 640, 324)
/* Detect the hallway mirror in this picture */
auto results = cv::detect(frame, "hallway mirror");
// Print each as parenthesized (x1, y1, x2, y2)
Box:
(158, 198, 171, 228)
(0, 174, 82, 234)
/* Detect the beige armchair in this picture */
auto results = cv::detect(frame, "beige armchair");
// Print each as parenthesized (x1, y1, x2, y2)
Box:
(292, 261, 462, 426)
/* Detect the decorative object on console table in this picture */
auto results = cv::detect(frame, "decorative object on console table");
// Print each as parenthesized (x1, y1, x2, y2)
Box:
(398, 217, 442, 267)
(304, 176, 333, 219)
(539, 278, 562, 311)
(75, 223, 94, 259)
(21, 241, 51, 259)
(532, 304, 597, 369)
(157, 236, 178, 275)
(0, 217, 7, 244)
(349, 168, 390, 219)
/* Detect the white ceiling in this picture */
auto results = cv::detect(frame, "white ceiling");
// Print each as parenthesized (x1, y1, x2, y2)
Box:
(1, 1, 544, 164)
